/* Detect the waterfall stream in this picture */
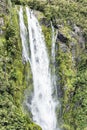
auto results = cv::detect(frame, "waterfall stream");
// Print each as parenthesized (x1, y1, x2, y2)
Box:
(19, 7, 60, 130)
(51, 23, 59, 98)
(19, 7, 30, 63)
(51, 22, 56, 64)
(51, 23, 57, 95)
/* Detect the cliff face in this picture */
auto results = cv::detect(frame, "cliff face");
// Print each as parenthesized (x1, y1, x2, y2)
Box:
(0, 0, 87, 130)
(35, 1, 87, 129)
(0, 1, 41, 130)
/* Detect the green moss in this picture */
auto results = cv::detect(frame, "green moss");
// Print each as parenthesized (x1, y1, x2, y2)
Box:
(0, 5, 41, 130)
(55, 44, 76, 129)
(56, 49, 87, 129)
(42, 25, 52, 56)
(71, 52, 87, 130)
(1, 0, 87, 130)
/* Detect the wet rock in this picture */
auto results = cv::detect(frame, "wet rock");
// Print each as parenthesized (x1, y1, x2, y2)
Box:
(0, 0, 6, 14)
(73, 24, 81, 35)
(72, 25, 85, 49)
(40, 17, 50, 27)
(57, 32, 68, 43)
(54, 24, 59, 29)
(53, 24, 63, 29)
(59, 43, 69, 53)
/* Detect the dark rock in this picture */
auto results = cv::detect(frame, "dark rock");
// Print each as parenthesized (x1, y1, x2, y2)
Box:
(54, 24, 59, 29)
(53, 24, 62, 29)
(57, 32, 68, 43)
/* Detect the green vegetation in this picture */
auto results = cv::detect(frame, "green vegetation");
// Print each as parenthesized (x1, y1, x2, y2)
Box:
(42, 25, 52, 55)
(71, 53, 87, 130)
(0, 3, 41, 130)
(11, 0, 87, 47)
(0, 0, 87, 130)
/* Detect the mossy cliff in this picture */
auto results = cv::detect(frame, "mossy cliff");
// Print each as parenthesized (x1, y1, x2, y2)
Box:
(0, 0, 87, 130)
(0, 0, 41, 130)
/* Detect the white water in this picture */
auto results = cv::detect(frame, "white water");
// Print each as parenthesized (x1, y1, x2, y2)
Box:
(51, 23, 58, 97)
(19, 7, 60, 130)
(51, 22, 58, 64)
(19, 7, 30, 62)
(51, 22, 56, 64)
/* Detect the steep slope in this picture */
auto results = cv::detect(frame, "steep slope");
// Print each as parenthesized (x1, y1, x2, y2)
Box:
(0, 1, 41, 130)
(0, 0, 87, 130)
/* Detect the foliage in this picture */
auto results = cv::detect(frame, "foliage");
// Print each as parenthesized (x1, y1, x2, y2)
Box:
(0, 0, 87, 130)
(0, 6, 41, 130)
(71, 52, 87, 129)
(55, 45, 76, 129)
(42, 25, 52, 55)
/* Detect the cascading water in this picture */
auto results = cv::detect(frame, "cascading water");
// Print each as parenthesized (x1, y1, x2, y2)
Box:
(19, 6, 60, 130)
(51, 23, 58, 97)
(19, 7, 30, 62)
(51, 22, 56, 64)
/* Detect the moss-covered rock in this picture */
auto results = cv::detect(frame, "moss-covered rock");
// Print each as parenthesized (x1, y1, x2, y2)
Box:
(0, 0, 87, 130)
(0, 3, 41, 130)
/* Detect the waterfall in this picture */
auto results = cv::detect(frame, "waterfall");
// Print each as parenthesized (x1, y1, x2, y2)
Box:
(19, 7, 30, 63)
(51, 22, 56, 64)
(19, 7, 60, 130)
(51, 22, 57, 97)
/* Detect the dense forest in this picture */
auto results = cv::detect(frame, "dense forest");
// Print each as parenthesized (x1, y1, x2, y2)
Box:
(0, 0, 87, 130)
